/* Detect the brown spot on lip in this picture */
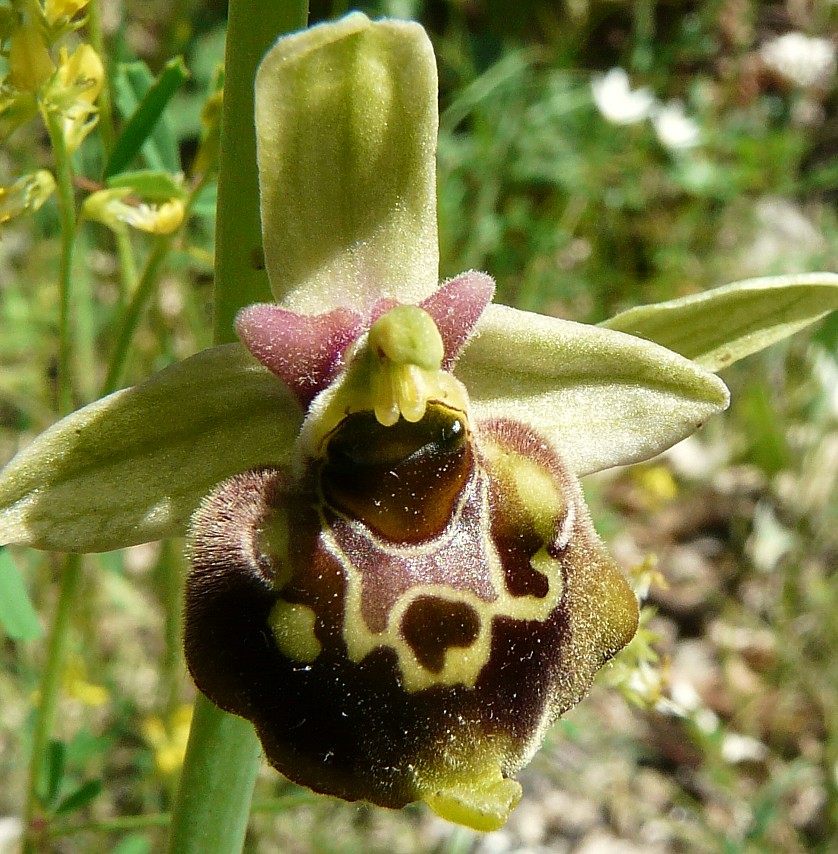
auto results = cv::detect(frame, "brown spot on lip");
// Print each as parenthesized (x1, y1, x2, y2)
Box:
(400, 596, 480, 673)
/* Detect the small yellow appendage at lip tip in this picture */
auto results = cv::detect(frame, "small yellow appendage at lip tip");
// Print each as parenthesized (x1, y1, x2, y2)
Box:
(422, 767, 523, 832)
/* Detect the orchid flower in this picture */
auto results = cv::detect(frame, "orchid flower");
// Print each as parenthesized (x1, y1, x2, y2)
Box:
(2, 11, 838, 833)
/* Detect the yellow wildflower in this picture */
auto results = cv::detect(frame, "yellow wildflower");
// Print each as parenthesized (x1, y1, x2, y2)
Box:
(634, 463, 679, 507)
(44, 0, 91, 27)
(0, 170, 56, 226)
(82, 188, 186, 235)
(48, 43, 104, 152)
(142, 704, 193, 775)
(121, 198, 185, 235)
(8, 20, 55, 93)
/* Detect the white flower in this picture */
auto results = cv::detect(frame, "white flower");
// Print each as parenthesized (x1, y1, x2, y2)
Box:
(760, 32, 837, 89)
(591, 67, 655, 125)
(721, 732, 768, 764)
(651, 100, 701, 150)
(0, 817, 22, 854)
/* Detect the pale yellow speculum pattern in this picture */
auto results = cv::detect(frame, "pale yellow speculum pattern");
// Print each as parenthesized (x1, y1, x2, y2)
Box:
(269, 600, 321, 663)
(322, 454, 567, 693)
(480, 441, 567, 543)
(294, 307, 568, 690)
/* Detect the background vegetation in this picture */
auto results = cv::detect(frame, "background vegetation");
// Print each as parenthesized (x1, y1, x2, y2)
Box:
(1, 0, 837, 851)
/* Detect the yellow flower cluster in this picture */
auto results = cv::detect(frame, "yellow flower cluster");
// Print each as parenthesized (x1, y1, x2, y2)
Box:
(1, 1, 101, 150)
(0, 1, 96, 228)
(1, 2, 185, 235)
(141, 704, 194, 775)
(82, 188, 186, 235)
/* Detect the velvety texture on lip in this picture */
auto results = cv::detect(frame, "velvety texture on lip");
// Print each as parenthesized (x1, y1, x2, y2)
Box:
(185, 282, 639, 831)
(184, 409, 638, 827)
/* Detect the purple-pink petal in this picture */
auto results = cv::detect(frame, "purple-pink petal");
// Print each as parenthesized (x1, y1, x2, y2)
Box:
(236, 272, 495, 408)
(420, 272, 495, 369)
(236, 304, 363, 406)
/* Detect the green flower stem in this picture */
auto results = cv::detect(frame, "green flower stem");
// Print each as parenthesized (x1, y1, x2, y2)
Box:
(167, 2, 308, 852)
(22, 554, 83, 854)
(43, 109, 78, 416)
(87, 0, 115, 155)
(102, 175, 209, 396)
(89, 0, 140, 306)
(47, 792, 319, 840)
(102, 233, 175, 394)
(212, 0, 309, 341)
(115, 229, 139, 305)
(156, 540, 183, 716)
(23, 105, 85, 854)
(166, 696, 263, 854)
(50, 811, 171, 838)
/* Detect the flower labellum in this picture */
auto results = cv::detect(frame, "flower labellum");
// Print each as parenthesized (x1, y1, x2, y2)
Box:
(185, 274, 639, 831)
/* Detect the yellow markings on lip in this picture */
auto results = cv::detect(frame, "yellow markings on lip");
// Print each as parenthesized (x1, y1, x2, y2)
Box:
(269, 600, 322, 663)
(480, 441, 567, 544)
(322, 461, 567, 693)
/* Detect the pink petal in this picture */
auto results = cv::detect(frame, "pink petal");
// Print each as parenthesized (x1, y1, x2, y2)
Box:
(420, 271, 495, 368)
(236, 304, 364, 406)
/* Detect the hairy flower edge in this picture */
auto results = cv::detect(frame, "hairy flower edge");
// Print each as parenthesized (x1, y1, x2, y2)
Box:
(184, 294, 639, 831)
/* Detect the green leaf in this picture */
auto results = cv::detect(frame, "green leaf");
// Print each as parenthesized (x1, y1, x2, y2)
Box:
(112, 61, 149, 116)
(113, 835, 152, 854)
(457, 305, 730, 476)
(0, 345, 301, 553)
(41, 740, 67, 808)
(601, 273, 838, 371)
(106, 169, 185, 202)
(256, 12, 439, 313)
(106, 58, 189, 179)
(111, 62, 160, 170)
(54, 779, 104, 816)
(0, 548, 43, 640)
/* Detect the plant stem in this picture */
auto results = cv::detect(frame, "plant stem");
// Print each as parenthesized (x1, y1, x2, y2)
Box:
(166, 1, 308, 852)
(88, 0, 141, 308)
(102, 174, 210, 395)
(86, 0, 115, 155)
(47, 791, 319, 840)
(22, 104, 86, 853)
(43, 109, 78, 415)
(115, 230, 139, 305)
(211, 0, 310, 342)
(22, 555, 83, 854)
(102, 234, 174, 394)
(165, 696, 263, 854)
